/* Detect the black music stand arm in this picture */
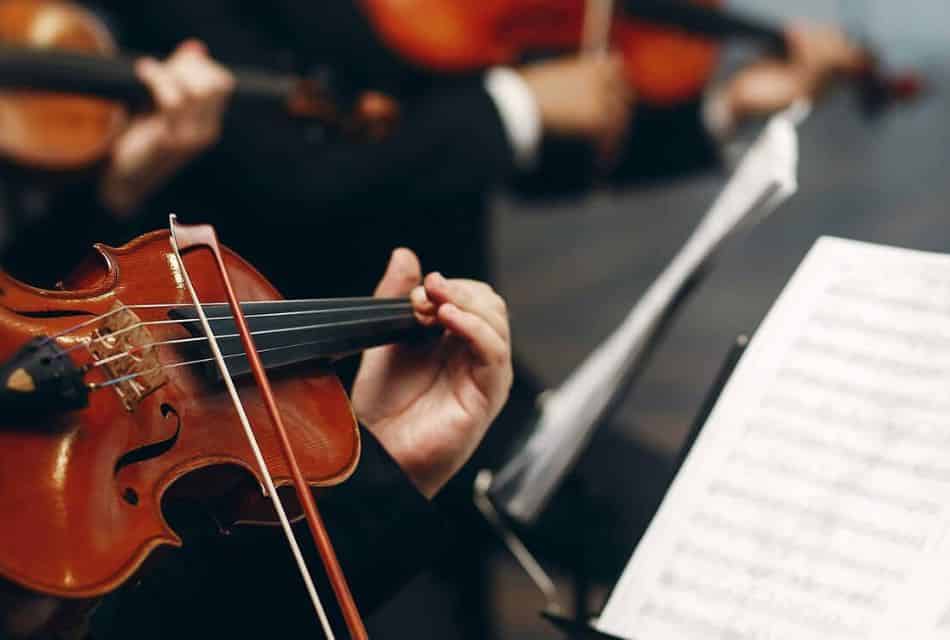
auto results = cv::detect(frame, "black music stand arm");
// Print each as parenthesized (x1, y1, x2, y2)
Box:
(543, 333, 750, 640)
(676, 333, 749, 468)
(542, 609, 628, 640)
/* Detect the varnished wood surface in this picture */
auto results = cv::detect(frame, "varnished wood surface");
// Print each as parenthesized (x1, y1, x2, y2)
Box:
(0, 0, 126, 170)
(0, 231, 359, 598)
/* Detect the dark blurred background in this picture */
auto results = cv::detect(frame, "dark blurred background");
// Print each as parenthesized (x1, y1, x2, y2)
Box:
(368, 1, 950, 638)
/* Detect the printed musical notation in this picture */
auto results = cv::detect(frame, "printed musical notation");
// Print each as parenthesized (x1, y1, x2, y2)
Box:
(598, 238, 950, 640)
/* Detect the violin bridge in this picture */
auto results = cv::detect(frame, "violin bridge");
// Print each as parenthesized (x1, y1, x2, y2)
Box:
(86, 303, 166, 412)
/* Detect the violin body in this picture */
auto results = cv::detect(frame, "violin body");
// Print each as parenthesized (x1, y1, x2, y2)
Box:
(0, 0, 126, 170)
(0, 230, 359, 599)
(361, 0, 721, 106)
(0, 0, 399, 173)
(612, 5, 720, 105)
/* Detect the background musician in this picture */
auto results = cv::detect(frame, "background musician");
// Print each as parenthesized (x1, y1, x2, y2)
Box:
(1, 39, 235, 284)
(78, 2, 864, 300)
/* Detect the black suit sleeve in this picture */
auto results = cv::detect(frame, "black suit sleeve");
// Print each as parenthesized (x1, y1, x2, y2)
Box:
(514, 97, 723, 197)
(317, 425, 448, 614)
(613, 99, 722, 183)
(211, 83, 515, 218)
(0, 175, 123, 287)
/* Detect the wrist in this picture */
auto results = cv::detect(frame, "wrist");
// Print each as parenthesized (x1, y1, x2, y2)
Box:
(484, 67, 543, 170)
(704, 83, 741, 141)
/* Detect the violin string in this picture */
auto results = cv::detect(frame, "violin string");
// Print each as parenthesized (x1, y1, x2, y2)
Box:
(44, 296, 408, 343)
(89, 332, 365, 390)
(55, 301, 413, 358)
(83, 310, 417, 374)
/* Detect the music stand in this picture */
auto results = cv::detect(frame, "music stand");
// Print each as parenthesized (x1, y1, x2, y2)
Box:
(541, 333, 749, 639)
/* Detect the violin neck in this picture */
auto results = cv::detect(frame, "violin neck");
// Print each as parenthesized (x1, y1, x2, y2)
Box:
(622, 0, 787, 54)
(0, 45, 302, 109)
(169, 297, 428, 381)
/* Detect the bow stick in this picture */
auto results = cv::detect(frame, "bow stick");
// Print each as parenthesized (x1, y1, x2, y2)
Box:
(168, 215, 368, 640)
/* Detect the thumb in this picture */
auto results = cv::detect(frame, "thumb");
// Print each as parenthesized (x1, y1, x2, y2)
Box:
(373, 247, 422, 297)
(176, 38, 208, 57)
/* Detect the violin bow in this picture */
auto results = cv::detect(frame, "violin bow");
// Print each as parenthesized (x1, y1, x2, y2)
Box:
(168, 215, 368, 640)
(582, 0, 616, 55)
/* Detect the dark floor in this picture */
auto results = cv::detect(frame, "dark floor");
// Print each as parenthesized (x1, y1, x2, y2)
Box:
(366, 64, 950, 639)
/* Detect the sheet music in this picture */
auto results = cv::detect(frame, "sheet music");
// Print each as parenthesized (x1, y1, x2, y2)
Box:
(490, 107, 801, 525)
(598, 237, 950, 640)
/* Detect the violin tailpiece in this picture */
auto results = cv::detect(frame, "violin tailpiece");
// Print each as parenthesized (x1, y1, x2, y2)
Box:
(0, 336, 89, 415)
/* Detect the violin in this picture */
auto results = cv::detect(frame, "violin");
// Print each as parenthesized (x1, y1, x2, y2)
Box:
(0, 217, 436, 638)
(0, 0, 397, 172)
(360, 0, 922, 113)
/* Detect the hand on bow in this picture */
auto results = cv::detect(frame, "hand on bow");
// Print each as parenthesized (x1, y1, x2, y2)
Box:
(518, 53, 635, 163)
(720, 22, 865, 127)
(100, 39, 235, 216)
(352, 249, 513, 498)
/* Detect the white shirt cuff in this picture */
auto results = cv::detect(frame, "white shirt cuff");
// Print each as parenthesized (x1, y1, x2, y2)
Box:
(484, 67, 543, 170)
(702, 84, 738, 143)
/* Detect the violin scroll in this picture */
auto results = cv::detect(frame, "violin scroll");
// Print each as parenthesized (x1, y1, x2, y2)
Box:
(855, 57, 925, 117)
(286, 78, 400, 140)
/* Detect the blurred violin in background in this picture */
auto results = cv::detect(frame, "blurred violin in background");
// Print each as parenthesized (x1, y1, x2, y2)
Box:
(360, 0, 923, 114)
(0, 0, 397, 173)
(0, 0, 924, 177)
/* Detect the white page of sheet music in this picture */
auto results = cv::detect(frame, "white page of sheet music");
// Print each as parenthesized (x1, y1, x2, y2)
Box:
(598, 237, 950, 640)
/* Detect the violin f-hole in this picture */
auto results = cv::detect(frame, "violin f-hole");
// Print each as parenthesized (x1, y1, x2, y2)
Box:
(112, 403, 181, 478)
